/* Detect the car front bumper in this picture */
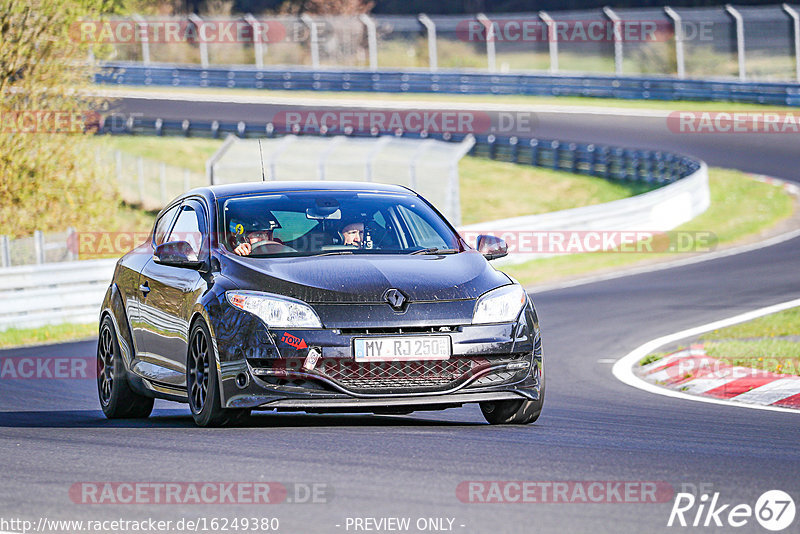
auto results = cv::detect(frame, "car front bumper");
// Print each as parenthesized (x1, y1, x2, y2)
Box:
(212, 301, 542, 412)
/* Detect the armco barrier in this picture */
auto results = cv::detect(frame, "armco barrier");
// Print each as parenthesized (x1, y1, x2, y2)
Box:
(0, 259, 116, 330)
(460, 162, 710, 265)
(96, 62, 800, 106)
(98, 117, 700, 185)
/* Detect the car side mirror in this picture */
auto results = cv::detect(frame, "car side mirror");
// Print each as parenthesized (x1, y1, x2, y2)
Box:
(476, 235, 508, 261)
(154, 241, 203, 269)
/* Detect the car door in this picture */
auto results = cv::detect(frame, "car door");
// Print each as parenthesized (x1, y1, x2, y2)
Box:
(137, 199, 209, 387)
(129, 202, 181, 362)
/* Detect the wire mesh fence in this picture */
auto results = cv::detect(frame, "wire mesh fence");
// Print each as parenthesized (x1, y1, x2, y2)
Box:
(209, 135, 474, 226)
(90, 5, 799, 81)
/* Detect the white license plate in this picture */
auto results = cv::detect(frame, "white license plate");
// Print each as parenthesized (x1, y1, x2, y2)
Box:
(353, 336, 451, 362)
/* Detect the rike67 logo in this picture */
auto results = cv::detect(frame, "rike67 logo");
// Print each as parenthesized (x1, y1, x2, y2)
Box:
(668, 489, 795, 531)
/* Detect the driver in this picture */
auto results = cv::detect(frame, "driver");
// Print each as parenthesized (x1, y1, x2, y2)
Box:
(233, 228, 281, 256)
(229, 212, 283, 256)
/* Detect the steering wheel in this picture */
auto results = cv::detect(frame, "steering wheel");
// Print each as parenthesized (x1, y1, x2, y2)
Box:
(250, 240, 296, 255)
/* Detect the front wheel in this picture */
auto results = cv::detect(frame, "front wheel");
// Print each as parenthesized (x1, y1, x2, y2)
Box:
(481, 366, 545, 425)
(97, 316, 154, 419)
(187, 321, 249, 427)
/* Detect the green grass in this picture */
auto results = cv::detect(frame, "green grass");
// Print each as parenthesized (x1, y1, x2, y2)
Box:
(0, 323, 96, 349)
(87, 135, 223, 174)
(637, 307, 800, 376)
(705, 339, 800, 376)
(86, 135, 650, 227)
(502, 168, 795, 286)
(700, 306, 800, 376)
(459, 157, 653, 225)
(107, 85, 800, 112)
(701, 307, 800, 341)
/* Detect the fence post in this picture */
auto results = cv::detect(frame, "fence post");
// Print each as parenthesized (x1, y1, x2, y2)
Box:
(137, 157, 146, 204)
(408, 139, 436, 189)
(664, 7, 686, 79)
(550, 141, 560, 170)
(603, 7, 623, 75)
(539, 12, 559, 74)
(34, 230, 45, 265)
(418, 14, 438, 71)
(132, 14, 150, 64)
(725, 5, 746, 81)
(359, 14, 378, 70)
(159, 162, 167, 204)
(66, 227, 76, 261)
(206, 134, 238, 185)
(244, 13, 264, 68)
(317, 136, 346, 180)
(0, 235, 9, 268)
(188, 14, 209, 68)
(784, 4, 800, 83)
(476, 13, 496, 72)
(529, 139, 539, 166)
(365, 135, 391, 181)
(301, 14, 321, 69)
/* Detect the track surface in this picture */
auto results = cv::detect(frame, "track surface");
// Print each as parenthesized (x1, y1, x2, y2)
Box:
(1, 96, 799, 534)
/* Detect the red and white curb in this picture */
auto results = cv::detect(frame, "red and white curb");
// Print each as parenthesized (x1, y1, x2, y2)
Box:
(613, 298, 800, 414)
(638, 345, 800, 410)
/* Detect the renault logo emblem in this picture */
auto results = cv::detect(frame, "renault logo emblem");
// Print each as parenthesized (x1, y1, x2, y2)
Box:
(383, 288, 408, 311)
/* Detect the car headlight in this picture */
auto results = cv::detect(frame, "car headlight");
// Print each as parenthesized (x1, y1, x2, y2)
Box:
(226, 291, 323, 329)
(472, 284, 527, 325)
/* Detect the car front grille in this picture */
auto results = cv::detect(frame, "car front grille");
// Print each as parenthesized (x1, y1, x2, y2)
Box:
(250, 355, 527, 394)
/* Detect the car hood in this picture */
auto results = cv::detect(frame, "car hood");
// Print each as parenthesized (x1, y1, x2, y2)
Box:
(224, 251, 510, 303)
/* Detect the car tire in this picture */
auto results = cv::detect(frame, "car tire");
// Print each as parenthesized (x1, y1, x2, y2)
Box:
(480, 365, 545, 425)
(187, 320, 249, 427)
(97, 316, 154, 419)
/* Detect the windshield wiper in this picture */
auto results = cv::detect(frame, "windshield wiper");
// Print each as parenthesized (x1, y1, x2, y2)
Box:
(313, 250, 355, 256)
(409, 247, 460, 255)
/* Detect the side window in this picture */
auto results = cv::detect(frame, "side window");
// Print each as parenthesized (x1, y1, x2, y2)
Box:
(167, 203, 206, 256)
(153, 204, 181, 246)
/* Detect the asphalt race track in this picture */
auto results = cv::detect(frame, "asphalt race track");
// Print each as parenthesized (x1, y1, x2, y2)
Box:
(0, 96, 798, 534)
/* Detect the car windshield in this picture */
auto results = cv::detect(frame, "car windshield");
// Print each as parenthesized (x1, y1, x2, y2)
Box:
(218, 191, 461, 258)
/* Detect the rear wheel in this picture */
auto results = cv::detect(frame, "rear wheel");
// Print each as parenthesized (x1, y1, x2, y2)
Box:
(187, 321, 249, 427)
(97, 316, 154, 419)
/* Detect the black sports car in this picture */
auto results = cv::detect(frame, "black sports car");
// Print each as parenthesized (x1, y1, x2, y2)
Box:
(98, 182, 544, 426)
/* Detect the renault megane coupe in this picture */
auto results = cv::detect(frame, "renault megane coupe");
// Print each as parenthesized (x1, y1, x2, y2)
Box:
(97, 182, 544, 427)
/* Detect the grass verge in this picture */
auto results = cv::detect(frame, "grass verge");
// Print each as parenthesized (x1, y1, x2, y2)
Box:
(702, 306, 800, 376)
(0, 323, 96, 350)
(502, 168, 795, 286)
(637, 307, 800, 376)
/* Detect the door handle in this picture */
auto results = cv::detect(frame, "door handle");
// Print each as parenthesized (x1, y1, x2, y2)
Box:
(139, 282, 150, 296)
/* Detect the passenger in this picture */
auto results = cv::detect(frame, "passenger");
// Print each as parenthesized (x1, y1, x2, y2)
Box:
(341, 221, 364, 248)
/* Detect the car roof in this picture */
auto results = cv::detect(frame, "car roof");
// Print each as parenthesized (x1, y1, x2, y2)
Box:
(191, 181, 414, 201)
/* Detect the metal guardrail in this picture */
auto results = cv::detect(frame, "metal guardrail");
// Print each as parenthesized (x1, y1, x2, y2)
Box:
(461, 161, 711, 265)
(96, 62, 800, 106)
(0, 259, 116, 330)
(98, 116, 701, 184)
